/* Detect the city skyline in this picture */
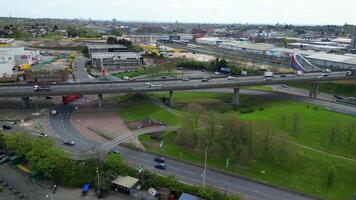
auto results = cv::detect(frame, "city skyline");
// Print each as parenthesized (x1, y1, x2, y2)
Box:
(2, 0, 356, 25)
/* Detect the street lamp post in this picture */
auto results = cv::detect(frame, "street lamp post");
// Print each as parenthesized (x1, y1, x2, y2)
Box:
(45, 184, 56, 200)
(96, 168, 100, 195)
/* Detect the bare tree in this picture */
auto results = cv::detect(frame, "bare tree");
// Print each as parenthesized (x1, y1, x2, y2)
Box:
(291, 113, 300, 135)
(186, 103, 204, 133)
(347, 120, 356, 145)
(330, 122, 339, 143)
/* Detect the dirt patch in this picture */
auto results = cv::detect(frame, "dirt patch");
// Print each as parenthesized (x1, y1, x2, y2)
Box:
(71, 109, 130, 143)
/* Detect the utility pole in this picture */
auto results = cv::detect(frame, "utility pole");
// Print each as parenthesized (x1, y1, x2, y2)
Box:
(203, 146, 208, 189)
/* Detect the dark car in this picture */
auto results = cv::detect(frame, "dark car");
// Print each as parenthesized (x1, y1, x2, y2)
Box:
(2, 125, 12, 130)
(154, 163, 166, 170)
(334, 95, 344, 100)
(0, 155, 10, 165)
(201, 77, 209, 82)
(45, 96, 53, 100)
(63, 140, 76, 146)
(154, 156, 165, 163)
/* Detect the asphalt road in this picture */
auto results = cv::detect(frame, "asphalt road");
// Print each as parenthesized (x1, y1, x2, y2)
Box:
(0, 71, 354, 97)
(73, 55, 95, 83)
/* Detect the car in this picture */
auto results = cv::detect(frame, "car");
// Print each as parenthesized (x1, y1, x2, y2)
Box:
(346, 71, 352, 76)
(154, 163, 166, 170)
(51, 110, 57, 115)
(182, 77, 190, 81)
(279, 74, 287, 77)
(110, 149, 120, 154)
(154, 156, 165, 163)
(227, 76, 235, 80)
(334, 95, 344, 100)
(161, 76, 167, 80)
(281, 84, 289, 88)
(201, 78, 209, 82)
(2, 125, 12, 130)
(45, 96, 53, 100)
(0, 155, 10, 165)
(214, 72, 221, 75)
(264, 78, 272, 81)
(39, 133, 48, 138)
(63, 140, 75, 146)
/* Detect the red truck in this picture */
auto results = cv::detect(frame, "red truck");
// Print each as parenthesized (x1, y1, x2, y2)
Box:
(62, 95, 82, 105)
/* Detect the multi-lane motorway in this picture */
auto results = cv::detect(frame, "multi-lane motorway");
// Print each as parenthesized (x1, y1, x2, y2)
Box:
(0, 71, 354, 97)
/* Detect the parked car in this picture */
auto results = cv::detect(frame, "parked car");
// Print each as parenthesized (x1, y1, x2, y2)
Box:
(0, 155, 10, 165)
(227, 76, 235, 80)
(2, 125, 12, 130)
(154, 163, 166, 170)
(45, 96, 53, 100)
(63, 140, 75, 146)
(154, 156, 165, 163)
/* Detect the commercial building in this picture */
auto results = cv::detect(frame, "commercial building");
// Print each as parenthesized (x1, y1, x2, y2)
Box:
(91, 52, 143, 71)
(86, 44, 128, 56)
(288, 42, 347, 53)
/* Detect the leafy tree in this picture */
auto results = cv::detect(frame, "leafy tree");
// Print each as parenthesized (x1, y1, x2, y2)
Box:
(4, 132, 32, 157)
(0, 132, 5, 150)
(111, 28, 123, 36)
(26, 138, 66, 179)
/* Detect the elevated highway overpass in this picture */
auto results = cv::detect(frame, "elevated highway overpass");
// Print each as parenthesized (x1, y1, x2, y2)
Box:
(0, 71, 354, 107)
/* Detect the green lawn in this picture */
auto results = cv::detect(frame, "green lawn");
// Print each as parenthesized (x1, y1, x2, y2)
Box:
(117, 99, 181, 127)
(242, 85, 273, 91)
(239, 100, 356, 159)
(113, 68, 147, 79)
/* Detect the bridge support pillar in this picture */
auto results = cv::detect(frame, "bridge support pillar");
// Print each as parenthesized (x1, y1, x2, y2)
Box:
(98, 94, 103, 108)
(309, 83, 319, 98)
(21, 97, 29, 108)
(168, 91, 174, 107)
(233, 88, 240, 105)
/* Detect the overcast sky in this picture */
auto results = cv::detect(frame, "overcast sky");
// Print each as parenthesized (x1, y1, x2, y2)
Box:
(2, 0, 356, 25)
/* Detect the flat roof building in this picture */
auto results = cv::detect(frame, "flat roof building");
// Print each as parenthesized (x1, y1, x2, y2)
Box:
(86, 44, 128, 56)
(111, 176, 139, 195)
(91, 52, 143, 71)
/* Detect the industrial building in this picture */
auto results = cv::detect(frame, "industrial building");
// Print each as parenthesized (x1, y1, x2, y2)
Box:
(351, 37, 356, 49)
(91, 52, 143, 71)
(196, 37, 224, 46)
(188, 38, 356, 69)
(124, 34, 194, 45)
(86, 44, 128, 56)
(0, 47, 39, 77)
(306, 53, 356, 69)
(288, 42, 347, 53)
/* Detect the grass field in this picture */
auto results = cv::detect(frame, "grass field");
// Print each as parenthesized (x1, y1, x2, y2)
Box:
(127, 92, 356, 200)
(116, 97, 181, 127)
